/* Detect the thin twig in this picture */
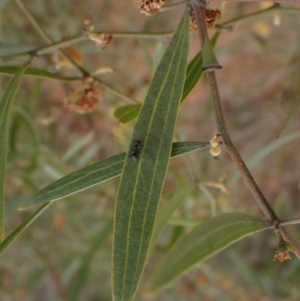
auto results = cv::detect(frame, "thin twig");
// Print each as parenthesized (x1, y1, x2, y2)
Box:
(190, 0, 300, 258)
(205, 72, 279, 221)
(0, 35, 86, 61)
(279, 227, 300, 259)
(279, 218, 300, 226)
(191, 3, 207, 48)
(191, 1, 280, 222)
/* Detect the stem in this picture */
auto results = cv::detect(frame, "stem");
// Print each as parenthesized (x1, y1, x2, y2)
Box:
(192, 0, 300, 255)
(279, 218, 300, 226)
(0, 35, 87, 61)
(279, 226, 300, 259)
(192, 3, 207, 48)
(92, 31, 174, 38)
(206, 71, 279, 221)
(191, 1, 280, 222)
(0, 31, 174, 63)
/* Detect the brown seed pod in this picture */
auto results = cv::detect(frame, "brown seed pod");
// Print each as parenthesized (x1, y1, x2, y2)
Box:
(139, 0, 166, 16)
(189, 8, 221, 31)
(274, 250, 291, 262)
(205, 9, 222, 29)
(64, 78, 103, 114)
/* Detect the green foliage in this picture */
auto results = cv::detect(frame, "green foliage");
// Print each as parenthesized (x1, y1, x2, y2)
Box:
(1, 1, 300, 301)
(112, 12, 189, 300)
(0, 202, 50, 255)
(113, 32, 220, 124)
(19, 142, 210, 209)
(0, 62, 29, 242)
(182, 31, 219, 101)
(146, 213, 271, 294)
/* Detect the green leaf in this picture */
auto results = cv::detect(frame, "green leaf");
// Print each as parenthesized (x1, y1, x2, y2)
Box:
(171, 141, 210, 157)
(113, 32, 220, 124)
(0, 66, 81, 82)
(146, 212, 271, 294)
(113, 11, 189, 301)
(201, 34, 222, 71)
(12, 107, 41, 147)
(19, 153, 125, 209)
(114, 104, 142, 124)
(181, 31, 220, 102)
(0, 202, 51, 255)
(19, 141, 210, 210)
(0, 62, 29, 242)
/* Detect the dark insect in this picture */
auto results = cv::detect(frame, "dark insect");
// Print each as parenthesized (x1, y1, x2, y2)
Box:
(128, 139, 141, 160)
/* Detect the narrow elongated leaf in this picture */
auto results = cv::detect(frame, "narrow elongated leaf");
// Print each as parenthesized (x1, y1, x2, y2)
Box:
(13, 107, 40, 146)
(181, 31, 220, 102)
(19, 141, 209, 209)
(19, 153, 125, 209)
(0, 66, 81, 82)
(171, 141, 210, 157)
(146, 212, 271, 294)
(113, 12, 189, 301)
(0, 62, 29, 241)
(0, 203, 51, 255)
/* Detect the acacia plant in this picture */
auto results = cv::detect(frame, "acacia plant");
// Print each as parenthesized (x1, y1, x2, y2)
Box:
(1, 0, 300, 300)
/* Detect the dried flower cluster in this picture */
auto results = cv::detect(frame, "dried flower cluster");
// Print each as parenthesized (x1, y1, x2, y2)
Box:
(205, 8, 221, 29)
(274, 250, 291, 262)
(190, 8, 221, 31)
(88, 32, 114, 49)
(64, 78, 103, 114)
(209, 133, 223, 160)
(139, 0, 166, 16)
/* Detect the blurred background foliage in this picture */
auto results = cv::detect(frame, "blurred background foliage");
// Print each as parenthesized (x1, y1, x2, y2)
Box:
(1, 0, 300, 300)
